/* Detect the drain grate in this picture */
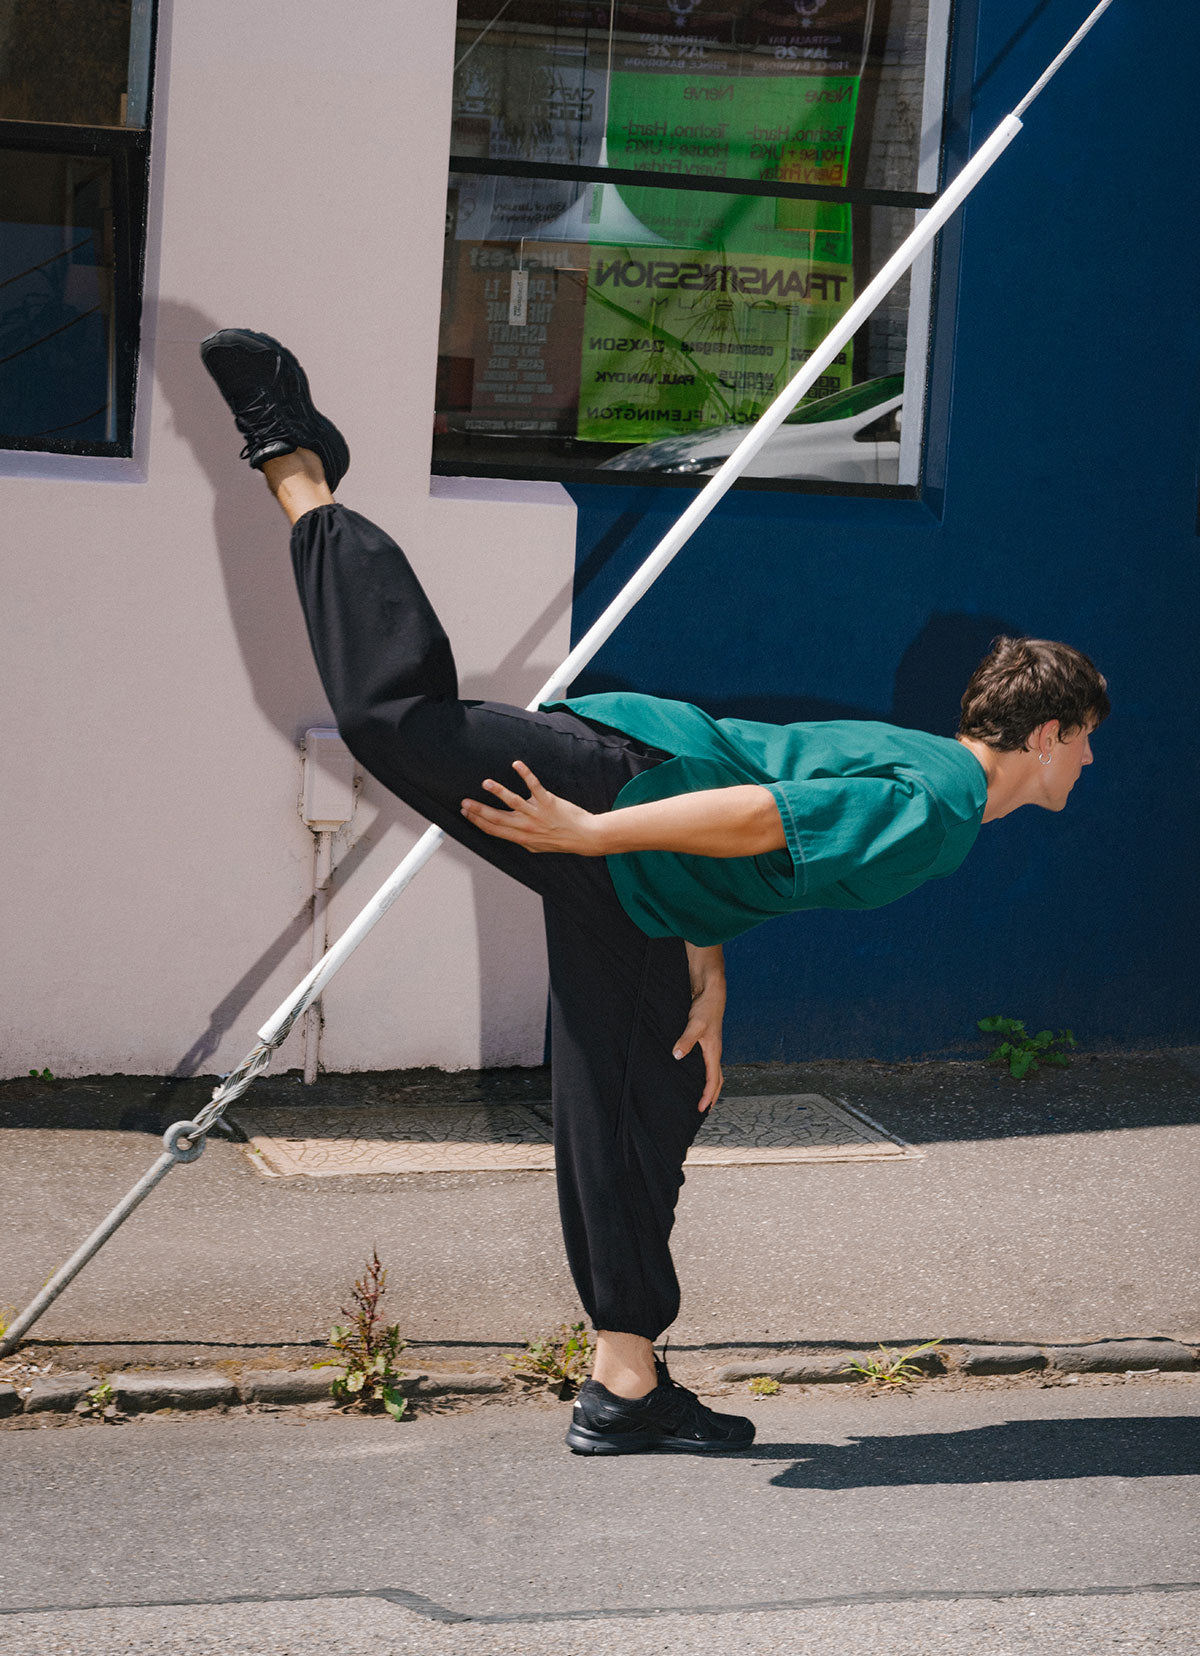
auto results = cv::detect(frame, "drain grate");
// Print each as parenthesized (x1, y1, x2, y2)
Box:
(686, 1094, 914, 1165)
(230, 1094, 915, 1178)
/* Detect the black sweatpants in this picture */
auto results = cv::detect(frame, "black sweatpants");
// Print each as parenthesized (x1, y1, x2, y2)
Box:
(290, 504, 710, 1339)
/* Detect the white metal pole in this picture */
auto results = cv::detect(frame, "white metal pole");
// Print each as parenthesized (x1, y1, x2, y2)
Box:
(533, 118, 1024, 705)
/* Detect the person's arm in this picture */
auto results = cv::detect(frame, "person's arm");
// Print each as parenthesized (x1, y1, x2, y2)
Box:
(460, 761, 784, 858)
(673, 942, 726, 1111)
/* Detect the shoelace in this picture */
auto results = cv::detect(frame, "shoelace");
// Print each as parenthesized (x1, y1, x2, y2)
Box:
(653, 1356, 723, 1436)
(233, 386, 296, 458)
(660, 1375, 724, 1438)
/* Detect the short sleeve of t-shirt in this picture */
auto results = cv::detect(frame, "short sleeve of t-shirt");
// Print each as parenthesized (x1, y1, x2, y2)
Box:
(766, 773, 945, 899)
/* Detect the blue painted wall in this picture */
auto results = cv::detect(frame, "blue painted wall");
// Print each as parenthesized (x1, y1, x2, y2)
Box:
(564, 0, 1200, 1060)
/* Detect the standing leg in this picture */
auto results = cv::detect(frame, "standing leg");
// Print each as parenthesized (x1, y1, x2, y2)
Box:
(544, 885, 756, 1455)
(270, 463, 725, 1409)
(543, 894, 708, 1344)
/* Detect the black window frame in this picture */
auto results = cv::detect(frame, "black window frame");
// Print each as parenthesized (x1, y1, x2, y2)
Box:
(0, 7, 157, 461)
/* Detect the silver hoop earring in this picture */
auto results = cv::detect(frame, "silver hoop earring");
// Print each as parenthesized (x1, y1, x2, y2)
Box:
(1038, 752, 1052, 766)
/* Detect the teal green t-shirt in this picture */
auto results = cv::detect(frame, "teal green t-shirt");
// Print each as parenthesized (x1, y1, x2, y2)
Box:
(541, 693, 989, 946)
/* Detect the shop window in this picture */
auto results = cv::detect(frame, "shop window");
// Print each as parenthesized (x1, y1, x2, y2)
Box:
(0, 0, 156, 456)
(437, 0, 950, 491)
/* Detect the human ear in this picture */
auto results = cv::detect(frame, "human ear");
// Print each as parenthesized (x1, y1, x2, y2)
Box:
(1028, 720, 1060, 762)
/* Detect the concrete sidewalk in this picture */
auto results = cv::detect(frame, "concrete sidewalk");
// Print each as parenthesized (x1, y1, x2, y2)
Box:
(2, 1053, 1198, 1360)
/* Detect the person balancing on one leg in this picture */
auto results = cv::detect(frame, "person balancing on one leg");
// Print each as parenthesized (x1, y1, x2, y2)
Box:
(201, 329, 1110, 1457)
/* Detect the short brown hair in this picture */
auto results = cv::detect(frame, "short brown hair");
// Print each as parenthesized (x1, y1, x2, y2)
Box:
(958, 636, 1110, 751)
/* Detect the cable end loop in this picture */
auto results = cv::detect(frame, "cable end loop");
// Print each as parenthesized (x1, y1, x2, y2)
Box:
(163, 1119, 207, 1163)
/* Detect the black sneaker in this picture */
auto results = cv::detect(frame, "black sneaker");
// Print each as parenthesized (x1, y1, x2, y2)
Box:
(199, 328, 350, 490)
(565, 1357, 755, 1455)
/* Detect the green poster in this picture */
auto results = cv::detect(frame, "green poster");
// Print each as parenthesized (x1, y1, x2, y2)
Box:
(577, 70, 860, 443)
(579, 247, 853, 441)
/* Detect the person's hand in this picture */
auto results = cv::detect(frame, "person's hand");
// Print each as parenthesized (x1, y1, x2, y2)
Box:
(675, 944, 726, 1112)
(460, 761, 602, 855)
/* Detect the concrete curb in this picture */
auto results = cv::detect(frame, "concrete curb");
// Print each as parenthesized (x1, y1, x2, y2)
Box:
(5, 1337, 1196, 1416)
(10, 1364, 512, 1415)
(716, 1337, 1198, 1385)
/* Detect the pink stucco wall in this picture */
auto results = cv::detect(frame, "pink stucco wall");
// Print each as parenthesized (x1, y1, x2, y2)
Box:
(0, 2, 577, 1077)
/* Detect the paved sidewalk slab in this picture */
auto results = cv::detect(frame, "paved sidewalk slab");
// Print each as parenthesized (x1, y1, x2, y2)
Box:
(1, 1055, 1197, 1349)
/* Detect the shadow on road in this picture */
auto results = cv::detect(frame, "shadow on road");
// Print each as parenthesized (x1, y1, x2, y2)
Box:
(749, 1415, 1200, 1489)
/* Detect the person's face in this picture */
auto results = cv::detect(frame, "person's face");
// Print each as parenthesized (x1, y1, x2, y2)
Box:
(1032, 720, 1096, 810)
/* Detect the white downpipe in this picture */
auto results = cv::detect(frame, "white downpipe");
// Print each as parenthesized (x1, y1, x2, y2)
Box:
(302, 829, 334, 1084)
(260, 112, 1024, 1045)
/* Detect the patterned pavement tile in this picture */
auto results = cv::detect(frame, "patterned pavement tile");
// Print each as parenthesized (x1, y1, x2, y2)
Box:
(230, 1095, 915, 1177)
(686, 1094, 916, 1164)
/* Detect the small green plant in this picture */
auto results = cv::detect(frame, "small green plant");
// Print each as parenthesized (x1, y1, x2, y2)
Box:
(844, 1339, 943, 1386)
(319, 1250, 409, 1420)
(28, 1067, 53, 1081)
(507, 1322, 593, 1399)
(978, 1016, 1077, 1079)
(77, 1380, 118, 1419)
(748, 1375, 781, 1397)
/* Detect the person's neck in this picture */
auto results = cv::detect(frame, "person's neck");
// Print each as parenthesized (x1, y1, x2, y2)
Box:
(956, 736, 1032, 823)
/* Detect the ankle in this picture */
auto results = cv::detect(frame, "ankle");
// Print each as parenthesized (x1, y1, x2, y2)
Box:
(593, 1331, 657, 1399)
(262, 448, 335, 525)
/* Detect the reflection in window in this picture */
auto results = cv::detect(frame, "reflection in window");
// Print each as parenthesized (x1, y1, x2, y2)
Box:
(0, 0, 151, 127)
(0, 1, 155, 454)
(0, 150, 115, 443)
(436, 0, 945, 485)
(439, 182, 915, 471)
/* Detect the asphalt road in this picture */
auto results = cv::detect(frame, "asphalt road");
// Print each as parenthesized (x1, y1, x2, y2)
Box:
(4, 1379, 1198, 1654)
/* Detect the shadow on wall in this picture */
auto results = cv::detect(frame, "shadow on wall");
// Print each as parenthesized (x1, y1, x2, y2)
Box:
(568, 495, 1020, 729)
(151, 301, 570, 1079)
(574, 609, 1020, 735)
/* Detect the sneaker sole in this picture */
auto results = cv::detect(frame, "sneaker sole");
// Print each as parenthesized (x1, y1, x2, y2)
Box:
(200, 329, 350, 490)
(565, 1421, 755, 1456)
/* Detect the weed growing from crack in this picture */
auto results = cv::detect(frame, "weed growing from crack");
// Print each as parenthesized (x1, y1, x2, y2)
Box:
(978, 1016, 1076, 1079)
(748, 1375, 781, 1396)
(320, 1250, 409, 1420)
(507, 1322, 593, 1400)
(844, 1339, 943, 1386)
(76, 1380, 120, 1420)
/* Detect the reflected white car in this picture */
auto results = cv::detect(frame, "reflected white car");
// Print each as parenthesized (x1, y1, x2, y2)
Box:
(597, 375, 903, 483)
